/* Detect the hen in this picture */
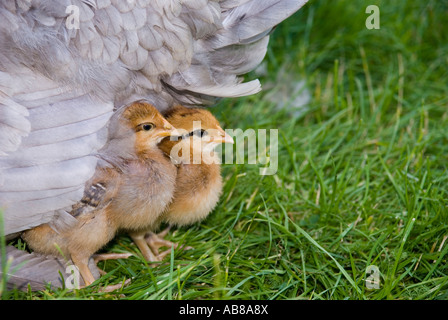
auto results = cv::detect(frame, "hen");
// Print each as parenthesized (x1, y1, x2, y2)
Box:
(0, 0, 308, 290)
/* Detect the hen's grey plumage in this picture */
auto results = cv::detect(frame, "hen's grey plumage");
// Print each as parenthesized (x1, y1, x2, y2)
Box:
(0, 0, 307, 289)
(3, 245, 100, 291)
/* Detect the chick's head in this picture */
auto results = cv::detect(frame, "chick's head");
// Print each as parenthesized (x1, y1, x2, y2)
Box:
(160, 105, 234, 162)
(122, 101, 178, 152)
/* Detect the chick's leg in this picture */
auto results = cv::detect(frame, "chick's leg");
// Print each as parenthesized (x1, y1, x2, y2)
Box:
(71, 253, 96, 287)
(145, 226, 192, 260)
(131, 233, 161, 262)
(71, 253, 132, 292)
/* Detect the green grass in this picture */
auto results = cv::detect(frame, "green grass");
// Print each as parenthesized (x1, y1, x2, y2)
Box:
(3, 0, 448, 300)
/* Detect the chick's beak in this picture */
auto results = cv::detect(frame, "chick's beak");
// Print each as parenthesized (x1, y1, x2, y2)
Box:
(212, 127, 234, 144)
(156, 119, 180, 137)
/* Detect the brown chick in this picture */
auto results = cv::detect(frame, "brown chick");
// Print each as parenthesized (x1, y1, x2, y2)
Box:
(145, 105, 234, 259)
(22, 101, 177, 288)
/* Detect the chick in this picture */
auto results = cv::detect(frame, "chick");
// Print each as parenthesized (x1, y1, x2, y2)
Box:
(145, 105, 234, 259)
(22, 101, 177, 287)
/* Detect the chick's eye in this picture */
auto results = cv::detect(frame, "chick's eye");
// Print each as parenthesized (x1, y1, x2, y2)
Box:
(192, 129, 207, 137)
(141, 123, 154, 131)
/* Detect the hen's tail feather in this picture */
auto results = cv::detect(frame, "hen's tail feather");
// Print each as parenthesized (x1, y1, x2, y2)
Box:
(1, 245, 99, 291)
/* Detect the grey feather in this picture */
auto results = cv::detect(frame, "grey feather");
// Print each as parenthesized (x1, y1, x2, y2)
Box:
(111, 0, 135, 13)
(2, 157, 98, 192)
(48, 209, 79, 234)
(0, 186, 82, 203)
(22, 111, 111, 148)
(121, 6, 147, 31)
(94, 5, 123, 36)
(0, 98, 30, 156)
(210, 0, 308, 48)
(3, 134, 106, 169)
(119, 44, 149, 71)
(77, 1, 95, 22)
(197, 36, 270, 75)
(220, 0, 252, 10)
(180, 0, 221, 39)
(96, 0, 112, 10)
(120, 30, 140, 55)
(100, 36, 121, 64)
(1, 245, 100, 291)
(137, 25, 163, 51)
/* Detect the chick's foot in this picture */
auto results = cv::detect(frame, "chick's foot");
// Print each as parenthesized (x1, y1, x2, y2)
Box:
(145, 226, 193, 261)
(92, 252, 132, 292)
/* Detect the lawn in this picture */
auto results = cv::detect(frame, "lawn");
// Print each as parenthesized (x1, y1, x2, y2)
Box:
(2, 0, 448, 300)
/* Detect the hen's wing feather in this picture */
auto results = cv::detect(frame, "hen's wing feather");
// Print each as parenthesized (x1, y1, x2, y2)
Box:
(0, 77, 113, 234)
(0, 97, 30, 157)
